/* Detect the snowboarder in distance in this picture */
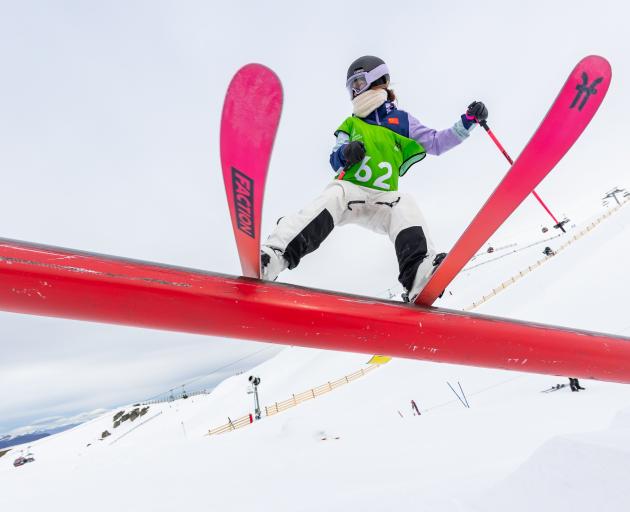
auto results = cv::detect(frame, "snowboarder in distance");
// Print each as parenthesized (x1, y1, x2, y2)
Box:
(260, 55, 487, 302)
(569, 377, 585, 392)
(543, 246, 555, 257)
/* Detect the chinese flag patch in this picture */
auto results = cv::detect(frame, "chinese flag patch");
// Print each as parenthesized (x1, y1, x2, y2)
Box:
(388, 117, 399, 125)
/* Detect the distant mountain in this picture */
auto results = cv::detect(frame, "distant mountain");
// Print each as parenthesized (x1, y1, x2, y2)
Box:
(0, 432, 50, 449)
(0, 423, 81, 450)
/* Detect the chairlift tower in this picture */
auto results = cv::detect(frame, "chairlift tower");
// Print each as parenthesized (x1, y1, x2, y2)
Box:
(603, 187, 626, 206)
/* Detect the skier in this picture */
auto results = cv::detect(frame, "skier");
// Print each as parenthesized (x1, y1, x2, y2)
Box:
(569, 377, 585, 392)
(260, 56, 487, 301)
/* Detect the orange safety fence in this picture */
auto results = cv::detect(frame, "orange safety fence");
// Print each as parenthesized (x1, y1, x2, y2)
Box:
(207, 365, 379, 436)
(208, 414, 253, 436)
(464, 200, 628, 312)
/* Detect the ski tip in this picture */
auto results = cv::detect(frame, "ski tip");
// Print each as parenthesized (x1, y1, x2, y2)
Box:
(578, 55, 612, 77)
(234, 63, 282, 82)
(582, 54, 610, 64)
(225, 63, 284, 105)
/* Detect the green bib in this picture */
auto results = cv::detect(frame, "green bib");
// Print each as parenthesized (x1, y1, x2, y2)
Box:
(335, 116, 426, 192)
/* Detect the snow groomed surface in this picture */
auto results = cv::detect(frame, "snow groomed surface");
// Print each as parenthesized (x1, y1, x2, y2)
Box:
(1, 238, 630, 383)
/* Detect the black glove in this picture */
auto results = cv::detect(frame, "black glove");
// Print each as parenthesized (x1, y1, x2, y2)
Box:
(342, 141, 366, 167)
(466, 101, 488, 123)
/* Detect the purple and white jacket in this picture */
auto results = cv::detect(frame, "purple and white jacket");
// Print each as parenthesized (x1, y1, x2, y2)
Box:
(329, 101, 474, 171)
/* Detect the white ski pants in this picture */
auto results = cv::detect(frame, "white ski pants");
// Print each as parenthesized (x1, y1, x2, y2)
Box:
(262, 180, 436, 292)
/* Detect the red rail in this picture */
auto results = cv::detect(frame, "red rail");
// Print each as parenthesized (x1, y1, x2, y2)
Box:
(1, 238, 630, 383)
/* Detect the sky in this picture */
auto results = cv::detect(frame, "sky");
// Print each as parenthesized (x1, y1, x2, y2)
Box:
(0, 0, 628, 433)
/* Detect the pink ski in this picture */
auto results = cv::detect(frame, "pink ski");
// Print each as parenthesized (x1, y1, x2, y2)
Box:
(416, 55, 611, 306)
(220, 64, 283, 278)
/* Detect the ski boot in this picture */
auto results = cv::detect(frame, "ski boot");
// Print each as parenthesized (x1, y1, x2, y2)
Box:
(569, 378, 585, 392)
(433, 252, 447, 268)
(402, 252, 447, 303)
(260, 246, 288, 281)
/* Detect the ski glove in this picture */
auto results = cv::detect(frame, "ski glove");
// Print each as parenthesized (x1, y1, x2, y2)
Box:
(342, 141, 366, 167)
(462, 101, 488, 129)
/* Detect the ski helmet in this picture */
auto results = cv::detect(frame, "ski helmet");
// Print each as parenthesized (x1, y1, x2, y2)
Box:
(346, 56, 390, 98)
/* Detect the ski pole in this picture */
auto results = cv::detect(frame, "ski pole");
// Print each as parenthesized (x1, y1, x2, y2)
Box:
(447, 382, 469, 409)
(478, 120, 566, 233)
(457, 381, 470, 408)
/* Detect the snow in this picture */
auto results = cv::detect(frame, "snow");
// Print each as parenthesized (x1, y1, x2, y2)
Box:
(2, 202, 630, 510)
(480, 417, 630, 511)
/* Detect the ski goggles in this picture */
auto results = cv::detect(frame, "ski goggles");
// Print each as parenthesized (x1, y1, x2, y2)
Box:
(346, 63, 390, 98)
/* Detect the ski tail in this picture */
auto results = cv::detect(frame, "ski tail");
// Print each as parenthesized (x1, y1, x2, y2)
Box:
(220, 64, 283, 278)
(415, 55, 611, 306)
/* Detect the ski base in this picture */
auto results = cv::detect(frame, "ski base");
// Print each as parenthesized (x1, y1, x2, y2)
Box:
(416, 55, 611, 306)
(220, 64, 283, 278)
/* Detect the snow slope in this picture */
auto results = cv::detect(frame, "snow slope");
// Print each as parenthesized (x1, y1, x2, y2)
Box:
(480, 408, 630, 511)
(1, 203, 629, 511)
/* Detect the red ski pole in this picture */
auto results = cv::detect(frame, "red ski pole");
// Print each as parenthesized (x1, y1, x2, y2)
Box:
(478, 120, 566, 232)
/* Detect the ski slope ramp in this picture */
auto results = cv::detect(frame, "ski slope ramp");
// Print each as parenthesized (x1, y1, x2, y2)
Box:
(1, 204, 630, 511)
(480, 406, 630, 511)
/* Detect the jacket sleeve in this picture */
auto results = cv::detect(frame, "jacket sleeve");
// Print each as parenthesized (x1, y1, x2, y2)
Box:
(329, 131, 350, 172)
(408, 113, 475, 156)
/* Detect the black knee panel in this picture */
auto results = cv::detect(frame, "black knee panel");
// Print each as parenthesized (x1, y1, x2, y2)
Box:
(284, 209, 335, 269)
(395, 226, 428, 291)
